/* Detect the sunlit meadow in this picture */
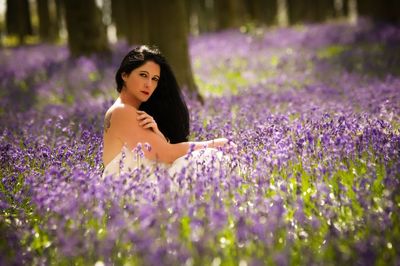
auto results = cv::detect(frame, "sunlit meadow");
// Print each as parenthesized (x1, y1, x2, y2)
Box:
(1, 20, 399, 265)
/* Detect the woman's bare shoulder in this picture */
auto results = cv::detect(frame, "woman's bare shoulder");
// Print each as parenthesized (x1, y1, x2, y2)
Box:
(104, 104, 138, 133)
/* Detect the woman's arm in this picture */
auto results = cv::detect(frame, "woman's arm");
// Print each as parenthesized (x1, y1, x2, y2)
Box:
(108, 105, 228, 164)
(136, 110, 170, 142)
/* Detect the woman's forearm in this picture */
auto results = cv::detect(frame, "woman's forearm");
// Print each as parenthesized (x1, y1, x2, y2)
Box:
(188, 138, 228, 151)
(166, 138, 228, 163)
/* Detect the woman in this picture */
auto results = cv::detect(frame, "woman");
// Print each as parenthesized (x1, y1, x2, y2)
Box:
(102, 45, 229, 177)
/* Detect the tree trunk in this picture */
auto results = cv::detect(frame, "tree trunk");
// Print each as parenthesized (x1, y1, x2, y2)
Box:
(201, 0, 218, 32)
(186, 0, 208, 35)
(265, 0, 278, 25)
(277, 0, 289, 26)
(334, 0, 345, 17)
(54, 0, 63, 39)
(247, 0, 277, 26)
(357, 0, 400, 24)
(347, 0, 357, 24)
(341, 0, 350, 17)
(111, 0, 148, 44)
(185, 0, 193, 34)
(320, 0, 336, 21)
(145, 0, 200, 98)
(125, 0, 149, 45)
(63, 0, 110, 57)
(215, 0, 248, 30)
(287, 0, 304, 24)
(111, 0, 128, 41)
(37, 0, 57, 42)
(288, 0, 334, 24)
(6, 0, 33, 45)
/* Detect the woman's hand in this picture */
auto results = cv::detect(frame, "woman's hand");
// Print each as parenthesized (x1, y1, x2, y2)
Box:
(136, 110, 168, 142)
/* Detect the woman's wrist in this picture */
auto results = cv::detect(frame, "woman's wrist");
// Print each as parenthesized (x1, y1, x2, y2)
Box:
(209, 139, 216, 148)
(186, 138, 228, 152)
(207, 138, 228, 149)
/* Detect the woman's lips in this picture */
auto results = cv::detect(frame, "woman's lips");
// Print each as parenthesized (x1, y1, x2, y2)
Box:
(141, 91, 149, 95)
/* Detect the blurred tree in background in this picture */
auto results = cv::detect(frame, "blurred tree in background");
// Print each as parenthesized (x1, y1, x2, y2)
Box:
(63, 0, 110, 56)
(246, 0, 277, 26)
(3, 0, 399, 50)
(186, 0, 217, 34)
(5, 0, 33, 45)
(36, 0, 58, 43)
(1, 0, 399, 95)
(111, 0, 149, 45)
(358, 0, 400, 24)
(215, 0, 248, 30)
(287, 0, 335, 24)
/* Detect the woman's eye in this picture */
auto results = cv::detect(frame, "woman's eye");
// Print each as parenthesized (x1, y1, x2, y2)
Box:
(153, 78, 159, 82)
(140, 73, 147, 78)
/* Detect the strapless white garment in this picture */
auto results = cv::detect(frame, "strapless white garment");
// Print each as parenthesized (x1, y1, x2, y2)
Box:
(102, 146, 225, 179)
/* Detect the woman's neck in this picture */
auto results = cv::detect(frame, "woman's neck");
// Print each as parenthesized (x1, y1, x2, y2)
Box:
(119, 90, 140, 109)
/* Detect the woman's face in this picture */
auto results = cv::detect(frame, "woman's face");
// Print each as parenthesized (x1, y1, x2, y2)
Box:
(122, 60, 160, 105)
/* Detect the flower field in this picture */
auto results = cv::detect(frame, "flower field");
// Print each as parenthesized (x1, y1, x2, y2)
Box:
(1, 20, 400, 265)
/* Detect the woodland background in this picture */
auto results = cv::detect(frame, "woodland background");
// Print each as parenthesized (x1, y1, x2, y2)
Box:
(2, 0, 399, 95)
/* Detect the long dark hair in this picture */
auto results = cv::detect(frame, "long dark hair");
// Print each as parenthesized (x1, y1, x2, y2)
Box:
(115, 45, 190, 143)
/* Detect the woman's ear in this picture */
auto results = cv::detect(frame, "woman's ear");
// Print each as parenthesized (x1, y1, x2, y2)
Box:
(121, 72, 128, 81)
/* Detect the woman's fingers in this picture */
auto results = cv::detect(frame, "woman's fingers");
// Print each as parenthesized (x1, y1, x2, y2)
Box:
(139, 117, 155, 126)
(136, 110, 159, 131)
(143, 122, 156, 129)
(136, 111, 154, 123)
(136, 110, 149, 119)
(137, 113, 150, 120)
